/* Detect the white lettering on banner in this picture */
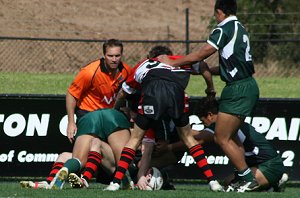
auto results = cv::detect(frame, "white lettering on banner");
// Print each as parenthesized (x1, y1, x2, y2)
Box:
(266, 118, 288, 140)
(289, 118, 300, 141)
(191, 115, 300, 141)
(0, 112, 298, 140)
(281, 150, 295, 167)
(0, 150, 15, 162)
(179, 150, 295, 167)
(0, 150, 59, 163)
(1, 114, 50, 137)
(189, 115, 204, 131)
(17, 150, 58, 163)
(26, 114, 49, 136)
(59, 115, 68, 136)
(247, 117, 270, 133)
(3, 114, 26, 137)
(179, 152, 229, 167)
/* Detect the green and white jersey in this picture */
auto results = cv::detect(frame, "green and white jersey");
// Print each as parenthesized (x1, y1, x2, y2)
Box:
(207, 16, 255, 83)
(205, 122, 279, 167)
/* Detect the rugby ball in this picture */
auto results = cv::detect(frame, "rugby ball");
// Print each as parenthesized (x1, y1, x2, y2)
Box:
(146, 167, 164, 190)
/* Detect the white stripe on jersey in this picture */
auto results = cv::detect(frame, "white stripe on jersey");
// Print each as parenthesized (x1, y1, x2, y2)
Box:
(134, 59, 175, 83)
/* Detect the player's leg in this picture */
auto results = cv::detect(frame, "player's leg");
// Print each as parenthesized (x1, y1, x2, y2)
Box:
(20, 152, 71, 189)
(214, 112, 259, 192)
(252, 156, 287, 192)
(176, 123, 223, 192)
(69, 138, 103, 188)
(108, 128, 134, 189)
(105, 122, 146, 191)
(50, 135, 92, 189)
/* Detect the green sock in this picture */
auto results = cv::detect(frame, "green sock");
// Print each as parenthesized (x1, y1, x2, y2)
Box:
(238, 168, 254, 182)
(64, 158, 81, 173)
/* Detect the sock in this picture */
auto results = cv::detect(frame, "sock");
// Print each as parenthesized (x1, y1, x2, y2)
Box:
(82, 151, 102, 182)
(238, 167, 254, 182)
(189, 144, 214, 181)
(64, 158, 82, 173)
(113, 147, 135, 184)
(46, 162, 64, 184)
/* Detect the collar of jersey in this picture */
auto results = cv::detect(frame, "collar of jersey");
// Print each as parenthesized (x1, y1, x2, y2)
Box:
(217, 15, 238, 27)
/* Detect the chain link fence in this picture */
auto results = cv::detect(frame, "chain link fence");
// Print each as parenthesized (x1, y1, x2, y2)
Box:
(0, 37, 299, 77)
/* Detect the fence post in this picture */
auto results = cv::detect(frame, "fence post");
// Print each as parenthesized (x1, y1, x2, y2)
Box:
(185, 8, 189, 55)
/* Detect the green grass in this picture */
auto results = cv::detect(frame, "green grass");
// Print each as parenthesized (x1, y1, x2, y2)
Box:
(1, 73, 300, 98)
(186, 75, 300, 98)
(1, 181, 300, 198)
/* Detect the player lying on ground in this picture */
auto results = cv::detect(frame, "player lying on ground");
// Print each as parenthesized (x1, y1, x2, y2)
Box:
(20, 137, 117, 189)
(49, 108, 131, 189)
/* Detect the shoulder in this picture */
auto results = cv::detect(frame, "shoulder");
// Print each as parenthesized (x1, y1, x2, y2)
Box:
(77, 60, 100, 77)
(81, 60, 100, 72)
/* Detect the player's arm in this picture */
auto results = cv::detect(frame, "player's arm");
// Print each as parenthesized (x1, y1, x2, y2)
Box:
(209, 66, 219, 75)
(158, 43, 217, 67)
(198, 61, 216, 98)
(114, 87, 128, 109)
(159, 129, 214, 153)
(193, 129, 215, 144)
(137, 141, 155, 190)
(66, 91, 78, 143)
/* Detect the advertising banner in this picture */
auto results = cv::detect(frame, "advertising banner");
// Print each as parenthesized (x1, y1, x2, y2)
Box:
(0, 95, 299, 180)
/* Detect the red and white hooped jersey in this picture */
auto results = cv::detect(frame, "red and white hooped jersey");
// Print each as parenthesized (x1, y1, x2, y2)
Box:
(122, 55, 193, 94)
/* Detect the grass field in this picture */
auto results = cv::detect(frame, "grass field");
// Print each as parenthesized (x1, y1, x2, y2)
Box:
(1, 181, 300, 198)
(1, 73, 300, 98)
(0, 73, 299, 197)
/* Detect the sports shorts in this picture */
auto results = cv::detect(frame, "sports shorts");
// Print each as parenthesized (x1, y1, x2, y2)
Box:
(136, 79, 189, 129)
(219, 77, 259, 117)
(75, 108, 130, 141)
(258, 155, 285, 186)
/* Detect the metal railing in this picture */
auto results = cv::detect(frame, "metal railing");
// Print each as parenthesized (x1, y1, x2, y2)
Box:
(0, 36, 299, 77)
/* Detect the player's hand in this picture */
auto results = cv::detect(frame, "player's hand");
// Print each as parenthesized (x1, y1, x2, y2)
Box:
(137, 176, 150, 190)
(66, 122, 77, 143)
(205, 88, 216, 100)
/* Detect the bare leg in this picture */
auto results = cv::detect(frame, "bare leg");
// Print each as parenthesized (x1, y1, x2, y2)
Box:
(107, 129, 131, 163)
(214, 112, 248, 171)
(72, 134, 95, 167)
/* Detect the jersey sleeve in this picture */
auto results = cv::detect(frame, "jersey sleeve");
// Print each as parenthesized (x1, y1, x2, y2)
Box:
(122, 62, 142, 94)
(68, 67, 93, 99)
(207, 27, 226, 50)
(122, 81, 136, 94)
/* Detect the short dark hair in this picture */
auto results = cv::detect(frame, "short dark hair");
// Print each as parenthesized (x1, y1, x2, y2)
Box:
(196, 97, 219, 118)
(215, 0, 237, 16)
(103, 39, 123, 54)
(147, 45, 173, 58)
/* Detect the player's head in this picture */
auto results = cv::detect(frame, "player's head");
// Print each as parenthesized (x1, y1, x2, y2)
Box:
(102, 39, 123, 70)
(197, 97, 219, 126)
(214, 0, 237, 20)
(147, 45, 173, 58)
(103, 38, 123, 54)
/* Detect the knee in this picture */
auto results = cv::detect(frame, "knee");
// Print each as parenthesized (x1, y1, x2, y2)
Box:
(56, 152, 72, 163)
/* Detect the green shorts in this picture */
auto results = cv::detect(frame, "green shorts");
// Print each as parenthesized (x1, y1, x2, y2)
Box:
(219, 77, 259, 117)
(258, 155, 285, 186)
(75, 108, 130, 141)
